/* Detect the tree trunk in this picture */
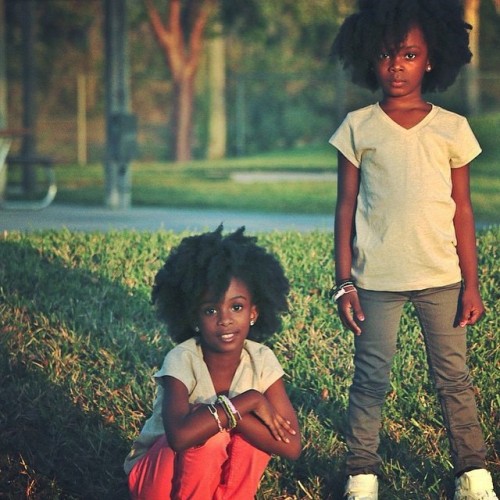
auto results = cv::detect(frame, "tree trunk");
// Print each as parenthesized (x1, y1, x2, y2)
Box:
(174, 75, 195, 162)
(206, 22, 227, 160)
(463, 0, 481, 115)
(143, 0, 216, 162)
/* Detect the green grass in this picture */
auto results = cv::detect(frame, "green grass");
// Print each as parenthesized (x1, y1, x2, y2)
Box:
(13, 112, 498, 225)
(1, 228, 498, 499)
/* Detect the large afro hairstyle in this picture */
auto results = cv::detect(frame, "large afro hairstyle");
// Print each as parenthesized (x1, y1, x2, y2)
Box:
(151, 225, 290, 344)
(331, 0, 472, 93)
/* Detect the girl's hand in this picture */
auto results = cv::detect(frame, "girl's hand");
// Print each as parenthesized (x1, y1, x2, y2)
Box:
(252, 395, 296, 443)
(338, 291, 365, 335)
(232, 382, 301, 459)
(458, 286, 485, 327)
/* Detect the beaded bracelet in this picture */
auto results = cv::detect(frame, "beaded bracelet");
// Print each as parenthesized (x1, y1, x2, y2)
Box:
(207, 404, 224, 432)
(218, 400, 237, 429)
(329, 280, 357, 302)
(217, 395, 242, 429)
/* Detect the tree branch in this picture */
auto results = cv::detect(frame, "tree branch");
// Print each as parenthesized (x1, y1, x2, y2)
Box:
(143, 0, 170, 51)
(185, 0, 216, 77)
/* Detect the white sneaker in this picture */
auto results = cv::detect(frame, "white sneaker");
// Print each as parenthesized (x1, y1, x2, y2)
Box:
(454, 469, 498, 500)
(345, 474, 378, 500)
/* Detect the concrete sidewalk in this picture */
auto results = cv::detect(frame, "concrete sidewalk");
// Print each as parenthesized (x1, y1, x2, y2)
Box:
(0, 204, 334, 233)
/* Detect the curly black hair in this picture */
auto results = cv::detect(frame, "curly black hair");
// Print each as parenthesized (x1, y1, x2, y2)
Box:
(151, 225, 290, 344)
(331, 0, 472, 93)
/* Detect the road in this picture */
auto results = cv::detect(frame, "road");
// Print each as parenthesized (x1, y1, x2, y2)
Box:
(0, 203, 334, 233)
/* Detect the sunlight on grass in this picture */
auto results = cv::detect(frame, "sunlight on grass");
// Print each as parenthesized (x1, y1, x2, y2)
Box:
(1, 228, 498, 498)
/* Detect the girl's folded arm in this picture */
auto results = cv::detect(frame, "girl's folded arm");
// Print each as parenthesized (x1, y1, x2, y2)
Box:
(232, 378, 302, 460)
(161, 376, 222, 452)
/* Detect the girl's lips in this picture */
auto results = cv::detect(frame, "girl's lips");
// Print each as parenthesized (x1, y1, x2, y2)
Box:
(219, 333, 236, 342)
(389, 79, 405, 87)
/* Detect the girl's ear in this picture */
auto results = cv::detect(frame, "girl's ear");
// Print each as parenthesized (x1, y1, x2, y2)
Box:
(426, 57, 434, 72)
(250, 305, 259, 325)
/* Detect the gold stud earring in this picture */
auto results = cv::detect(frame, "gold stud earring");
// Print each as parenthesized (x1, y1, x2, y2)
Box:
(250, 320, 255, 326)
(426, 64, 432, 72)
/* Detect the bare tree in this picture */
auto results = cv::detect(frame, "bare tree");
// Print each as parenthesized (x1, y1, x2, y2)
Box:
(143, 0, 216, 162)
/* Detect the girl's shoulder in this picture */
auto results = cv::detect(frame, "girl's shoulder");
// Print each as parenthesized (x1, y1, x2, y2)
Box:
(428, 104, 469, 125)
(155, 338, 204, 381)
(163, 337, 200, 361)
(339, 104, 381, 131)
(345, 103, 377, 120)
(244, 338, 271, 352)
(244, 339, 279, 362)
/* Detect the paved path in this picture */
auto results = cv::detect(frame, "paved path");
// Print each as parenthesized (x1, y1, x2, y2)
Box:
(0, 204, 334, 233)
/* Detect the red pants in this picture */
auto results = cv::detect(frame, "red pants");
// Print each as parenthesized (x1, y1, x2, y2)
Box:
(128, 432, 271, 499)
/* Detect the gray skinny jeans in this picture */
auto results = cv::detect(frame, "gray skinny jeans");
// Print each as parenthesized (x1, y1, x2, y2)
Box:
(345, 282, 487, 477)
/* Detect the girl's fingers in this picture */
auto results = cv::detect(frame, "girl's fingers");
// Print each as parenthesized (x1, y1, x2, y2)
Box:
(339, 295, 364, 335)
(264, 414, 296, 442)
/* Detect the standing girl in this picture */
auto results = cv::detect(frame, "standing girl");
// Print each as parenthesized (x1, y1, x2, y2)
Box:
(124, 225, 301, 499)
(329, 1, 497, 498)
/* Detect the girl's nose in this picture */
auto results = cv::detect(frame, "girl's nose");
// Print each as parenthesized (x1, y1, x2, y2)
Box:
(389, 56, 402, 71)
(217, 310, 232, 326)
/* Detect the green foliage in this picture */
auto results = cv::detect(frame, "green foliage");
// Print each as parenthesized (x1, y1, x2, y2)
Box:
(1, 228, 498, 499)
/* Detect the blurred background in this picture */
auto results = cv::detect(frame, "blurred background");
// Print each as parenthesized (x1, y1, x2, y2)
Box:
(3, 0, 500, 164)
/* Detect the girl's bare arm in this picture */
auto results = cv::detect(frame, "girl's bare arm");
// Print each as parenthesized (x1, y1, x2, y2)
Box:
(233, 378, 301, 460)
(161, 376, 223, 451)
(161, 376, 301, 459)
(451, 164, 485, 326)
(334, 152, 364, 334)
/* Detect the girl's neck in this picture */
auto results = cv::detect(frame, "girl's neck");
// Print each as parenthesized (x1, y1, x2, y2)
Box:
(379, 93, 428, 111)
(203, 347, 242, 395)
(379, 95, 432, 129)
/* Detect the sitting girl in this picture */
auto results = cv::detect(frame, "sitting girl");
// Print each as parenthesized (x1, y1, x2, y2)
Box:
(124, 225, 301, 499)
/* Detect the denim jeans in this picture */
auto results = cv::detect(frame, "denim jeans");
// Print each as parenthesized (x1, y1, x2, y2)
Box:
(345, 282, 487, 477)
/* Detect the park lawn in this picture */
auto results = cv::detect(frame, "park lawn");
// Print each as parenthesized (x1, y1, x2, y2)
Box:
(46, 111, 500, 226)
(0, 228, 498, 499)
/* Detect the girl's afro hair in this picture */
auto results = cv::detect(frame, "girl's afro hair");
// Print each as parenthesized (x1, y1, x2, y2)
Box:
(151, 225, 290, 344)
(331, 0, 472, 93)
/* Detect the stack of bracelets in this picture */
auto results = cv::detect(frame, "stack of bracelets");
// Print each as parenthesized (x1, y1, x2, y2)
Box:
(329, 279, 357, 302)
(207, 395, 242, 432)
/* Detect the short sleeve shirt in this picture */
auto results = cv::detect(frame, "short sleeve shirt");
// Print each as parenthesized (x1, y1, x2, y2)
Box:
(329, 103, 481, 291)
(124, 337, 284, 474)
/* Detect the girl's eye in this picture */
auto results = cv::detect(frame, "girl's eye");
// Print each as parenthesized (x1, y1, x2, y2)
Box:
(203, 307, 217, 316)
(377, 52, 390, 60)
(405, 53, 416, 60)
(232, 304, 243, 312)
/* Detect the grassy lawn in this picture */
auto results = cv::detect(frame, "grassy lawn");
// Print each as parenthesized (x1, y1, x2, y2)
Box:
(17, 111, 496, 225)
(1, 228, 498, 499)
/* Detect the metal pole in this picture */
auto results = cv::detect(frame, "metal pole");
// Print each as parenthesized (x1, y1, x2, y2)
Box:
(77, 73, 87, 165)
(104, 0, 132, 209)
(0, 0, 7, 202)
(21, 0, 36, 193)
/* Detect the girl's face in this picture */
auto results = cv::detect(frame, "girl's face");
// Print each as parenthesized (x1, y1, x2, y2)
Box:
(374, 24, 430, 100)
(196, 277, 258, 355)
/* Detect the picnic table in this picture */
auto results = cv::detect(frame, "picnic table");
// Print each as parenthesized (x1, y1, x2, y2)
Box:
(0, 129, 57, 210)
